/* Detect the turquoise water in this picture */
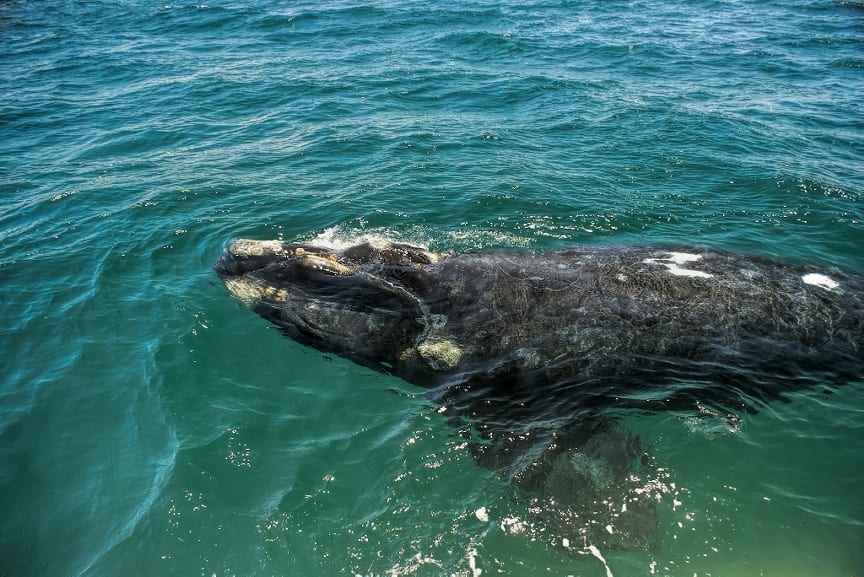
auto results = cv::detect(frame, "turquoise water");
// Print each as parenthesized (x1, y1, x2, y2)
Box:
(1, 1, 862, 575)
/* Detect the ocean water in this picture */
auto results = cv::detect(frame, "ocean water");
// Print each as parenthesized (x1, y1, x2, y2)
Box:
(1, 0, 863, 575)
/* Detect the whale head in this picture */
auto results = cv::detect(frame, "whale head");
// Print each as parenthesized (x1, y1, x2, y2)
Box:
(214, 238, 439, 371)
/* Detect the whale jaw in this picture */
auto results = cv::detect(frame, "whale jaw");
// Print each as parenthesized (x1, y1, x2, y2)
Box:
(214, 238, 432, 372)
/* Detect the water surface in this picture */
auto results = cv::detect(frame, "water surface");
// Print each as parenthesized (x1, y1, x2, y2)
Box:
(1, 1, 862, 575)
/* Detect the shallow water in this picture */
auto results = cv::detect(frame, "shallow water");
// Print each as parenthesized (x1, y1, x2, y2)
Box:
(1, 1, 862, 575)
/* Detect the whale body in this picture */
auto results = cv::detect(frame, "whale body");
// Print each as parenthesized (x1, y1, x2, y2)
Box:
(214, 238, 864, 549)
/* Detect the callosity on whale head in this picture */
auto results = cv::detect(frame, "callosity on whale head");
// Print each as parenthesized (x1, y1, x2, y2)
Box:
(214, 238, 444, 374)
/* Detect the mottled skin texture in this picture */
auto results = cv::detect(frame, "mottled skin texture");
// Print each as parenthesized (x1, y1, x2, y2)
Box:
(420, 247, 863, 407)
(215, 238, 864, 550)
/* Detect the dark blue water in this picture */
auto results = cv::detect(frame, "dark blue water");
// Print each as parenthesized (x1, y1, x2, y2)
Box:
(1, 1, 862, 575)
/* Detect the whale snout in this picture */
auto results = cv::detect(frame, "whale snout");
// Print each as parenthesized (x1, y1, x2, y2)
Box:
(214, 239, 290, 277)
(228, 239, 288, 259)
(213, 247, 246, 278)
(213, 248, 241, 277)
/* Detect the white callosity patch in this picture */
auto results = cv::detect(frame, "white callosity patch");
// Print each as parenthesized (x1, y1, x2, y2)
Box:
(223, 278, 288, 305)
(229, 239, 286, 258)
(223, 278, 264, 305)
(417, 339, 463, 370)
(643, 252, 713, 278)
(302, 253, 354, 275)
(802, 273, 839, 291)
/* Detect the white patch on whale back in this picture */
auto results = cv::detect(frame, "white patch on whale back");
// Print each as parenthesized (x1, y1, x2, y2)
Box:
(802, 273, 839, 291)
(643, 252, 713, 278)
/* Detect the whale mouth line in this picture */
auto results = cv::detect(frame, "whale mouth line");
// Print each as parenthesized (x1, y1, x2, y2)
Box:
(217, 248, 418, 308)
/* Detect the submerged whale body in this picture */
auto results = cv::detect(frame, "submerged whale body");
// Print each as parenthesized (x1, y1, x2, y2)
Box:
(214, 238, 864, 550)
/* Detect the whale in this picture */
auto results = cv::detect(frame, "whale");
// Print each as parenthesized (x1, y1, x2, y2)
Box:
(214, 237, 864, 550)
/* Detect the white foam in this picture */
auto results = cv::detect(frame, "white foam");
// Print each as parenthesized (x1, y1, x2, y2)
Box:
(643, 252, 713, 278)
(467, 547, 482, 577)
(305, 227, 441, 262)
(500, 516, 526, 534)
(307, 227, 402, 251)
(586, 545, 614, 577)
(802, 273, 839, 291)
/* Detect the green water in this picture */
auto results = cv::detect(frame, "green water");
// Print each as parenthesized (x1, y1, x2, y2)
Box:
(1, 1, 862, 575)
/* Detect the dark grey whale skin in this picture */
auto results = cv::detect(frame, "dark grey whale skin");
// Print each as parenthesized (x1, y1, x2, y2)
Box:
(215, 238, 864, 549)
(215, 239, 863, 405)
